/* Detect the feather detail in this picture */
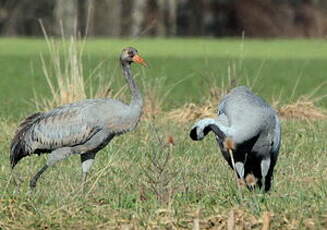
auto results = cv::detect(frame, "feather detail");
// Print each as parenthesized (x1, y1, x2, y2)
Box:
(10, 112, 43, 168)
(30, 108, 100, 150)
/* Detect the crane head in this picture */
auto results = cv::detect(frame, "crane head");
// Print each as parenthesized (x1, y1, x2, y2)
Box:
(120, 47, 147, 66)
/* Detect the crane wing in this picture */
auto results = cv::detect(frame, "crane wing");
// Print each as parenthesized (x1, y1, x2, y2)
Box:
(29, 102, 101, 151)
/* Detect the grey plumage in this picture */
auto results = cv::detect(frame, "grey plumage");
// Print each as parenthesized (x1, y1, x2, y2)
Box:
(190, 86, 281, 192)
(10, 47, 146, 188)
(10, 112, 43, 167)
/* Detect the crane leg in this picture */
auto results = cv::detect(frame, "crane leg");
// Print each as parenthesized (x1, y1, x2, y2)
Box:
(81, 152, 96, 187)
(260, 157, 271, 192)
(227, 148, 242, 191)
(30, 147, 73, 189)
(75, 131, 113, 190)
(76, 132, 113, 184)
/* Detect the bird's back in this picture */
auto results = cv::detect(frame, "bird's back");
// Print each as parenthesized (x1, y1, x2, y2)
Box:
(218, 86, 277, 143)
(10, 98, 134, 167)
(25, 98, 134, 148)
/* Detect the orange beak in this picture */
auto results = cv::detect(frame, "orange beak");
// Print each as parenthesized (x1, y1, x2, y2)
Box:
(132, 55, 147, 66)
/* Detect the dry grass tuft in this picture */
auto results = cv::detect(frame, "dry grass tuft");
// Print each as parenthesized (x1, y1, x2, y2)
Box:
(162, 88, 220, 123)
(142, 76, 187, 121)
(34, 24, 122, 111)
(142, 88, 164, 120)
(166, 85, 227, 123)
(131, 207, 264, 229)
(197, 208, 260, 229)
(167, 84, 326, 124)
(261, 212, 272, 230)
(276, 96, 326, 121)
(167, 101, 216, 124)
(168, 94, 327, 124)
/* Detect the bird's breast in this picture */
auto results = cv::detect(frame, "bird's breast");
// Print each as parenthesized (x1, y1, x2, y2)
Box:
(105, 110, 142, 135)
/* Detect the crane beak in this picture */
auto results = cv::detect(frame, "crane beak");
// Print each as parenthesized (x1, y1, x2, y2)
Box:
(132, 55, 147, 66)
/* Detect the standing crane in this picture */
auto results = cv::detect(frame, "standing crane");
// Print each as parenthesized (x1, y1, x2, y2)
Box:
(10, 47, 147, 189)
(189, 86, 281, 192)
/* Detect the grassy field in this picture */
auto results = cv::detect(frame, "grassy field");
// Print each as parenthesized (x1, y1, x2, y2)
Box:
(0, 38, 326, 117)
(0, 38, 326, 229)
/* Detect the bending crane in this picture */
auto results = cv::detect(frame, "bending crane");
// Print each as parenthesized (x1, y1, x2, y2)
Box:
(190, 86, 281, 191)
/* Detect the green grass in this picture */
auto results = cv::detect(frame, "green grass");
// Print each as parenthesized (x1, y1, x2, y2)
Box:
(0, 38, 326, 229)
(0, 119, 326, 229)
(0, 38, 326, 118)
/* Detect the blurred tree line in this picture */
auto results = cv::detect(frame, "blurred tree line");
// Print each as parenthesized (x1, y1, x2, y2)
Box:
(1, 0, 327, 38)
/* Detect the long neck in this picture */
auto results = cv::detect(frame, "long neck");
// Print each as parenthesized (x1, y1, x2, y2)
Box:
(121, 62, 143, 108)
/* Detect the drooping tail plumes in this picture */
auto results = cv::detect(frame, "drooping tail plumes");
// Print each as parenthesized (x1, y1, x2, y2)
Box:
(10, 112, 42, 168)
